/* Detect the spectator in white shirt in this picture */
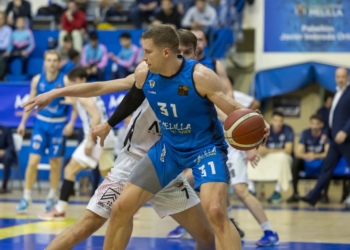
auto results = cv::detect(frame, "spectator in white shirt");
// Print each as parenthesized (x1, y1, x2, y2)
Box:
(181, 0, 216, 31)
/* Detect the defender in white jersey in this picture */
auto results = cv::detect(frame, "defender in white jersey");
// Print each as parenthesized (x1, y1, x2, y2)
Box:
(39, 68, 116, 220)
(26, 33, 216, 250)
(220, 90, 279, 247)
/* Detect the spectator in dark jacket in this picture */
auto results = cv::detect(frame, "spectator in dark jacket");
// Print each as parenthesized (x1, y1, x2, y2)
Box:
(5, 0, 31, 28)
(153, 0, 182, 29)
(59, 0, 87, 52)
(130, 0, 161, 28)
(0, 124, 16, 193)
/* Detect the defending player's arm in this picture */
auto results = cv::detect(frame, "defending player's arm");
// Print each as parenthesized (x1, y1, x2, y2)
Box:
(216, 60, 233, 95)
(91, 63, 148, 147)
(17, 74, 40, 136)
(193, 64, 270, 144)
(22, 74, 135, 113)
(62, 76, 78, 136)
(79, 97, 101, 155)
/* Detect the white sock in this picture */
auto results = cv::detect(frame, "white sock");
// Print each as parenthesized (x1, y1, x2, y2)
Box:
(227, 206, 233, 219)
(47, 188, 57, 199)
(248, 181, 255, 193)
(260, 221, 273, 232)
(275, 183, 281, 193)
(24, 189, 32, 201)
(55, 200, 68, 213)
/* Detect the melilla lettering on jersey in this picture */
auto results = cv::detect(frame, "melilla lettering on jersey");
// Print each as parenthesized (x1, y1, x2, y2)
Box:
(160, 121, 191, 134)
(194, 147, 217, 164)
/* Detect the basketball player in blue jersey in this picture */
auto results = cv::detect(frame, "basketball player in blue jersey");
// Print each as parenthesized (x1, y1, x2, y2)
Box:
(90, 26, 269, 250)
(191, 28, 233, 95)
(24, 30, 217, 250)
(16, 50, 77, 213)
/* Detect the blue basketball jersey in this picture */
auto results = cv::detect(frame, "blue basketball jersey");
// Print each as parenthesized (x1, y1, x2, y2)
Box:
(143, 58, 226, 150)
(198, 56, 216, 72)
(266, 125, 294, 149)
(299, 129, 328, 153)
(36, 72, 68, 118)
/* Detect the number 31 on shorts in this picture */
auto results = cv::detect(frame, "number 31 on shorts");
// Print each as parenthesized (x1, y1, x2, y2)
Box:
(198, 161, 216, 177)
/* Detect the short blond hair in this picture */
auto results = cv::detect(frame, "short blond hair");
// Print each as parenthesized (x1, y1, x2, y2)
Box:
(44, 50, 61, 61)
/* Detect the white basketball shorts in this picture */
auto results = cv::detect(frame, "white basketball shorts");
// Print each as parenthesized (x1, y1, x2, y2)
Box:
(87, 148, 200, 219)
(227, 147, 248, 185)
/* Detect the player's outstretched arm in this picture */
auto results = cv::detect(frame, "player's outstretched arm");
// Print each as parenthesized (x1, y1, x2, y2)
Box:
(79, 97, 101, 154)
(91, 63, 148, 147)
(17, 74, 40, 136)
(22, 74, 135, 113)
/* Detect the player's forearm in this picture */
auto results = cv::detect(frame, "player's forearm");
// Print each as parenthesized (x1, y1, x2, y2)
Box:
(218, 95, 245, 116)
(57, 79, 132, 99)
(20, 110, 32, 125)
(68, 107, 78, 126)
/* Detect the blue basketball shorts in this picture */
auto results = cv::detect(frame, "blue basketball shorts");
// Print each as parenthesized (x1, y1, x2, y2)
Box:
(30, 119, 66, 158)
(147, 139, 230, 192)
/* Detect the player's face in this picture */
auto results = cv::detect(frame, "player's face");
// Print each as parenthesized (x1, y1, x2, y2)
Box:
(142, 38, 165, 73)
(271, 115, 284, 131)
(16, 18, 25, 30)
(335, 68, 349, 88)
(191, 30, 207, 55)
(178, 44, 197, 59)
(44, 54, 60, 73)
(310, 119, 323, 132)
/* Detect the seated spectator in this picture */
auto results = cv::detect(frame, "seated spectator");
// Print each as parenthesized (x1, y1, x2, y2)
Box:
(57, 34, 73, 69)
(130, 0, 161, 28)
(61, 49, 80, 74)
(37, 0, 66, 17)
(0, 12, 12, 81)
(173, 0, 195, 16)
(59, 0, 87, 52)
(317, 91, 334, 134)
(4, 16, 35, 75)
(287, 114, 330, 203)
(247, 111, 294, 204)
(81, 31, 108, 81)
(153, 0, 182, 29)
(109, 32, 139, 79)
(181, 0, 216, 32)
(5, 0, 31, 28)
(0, 124, 16, 194)
(95, 0, 121, 24)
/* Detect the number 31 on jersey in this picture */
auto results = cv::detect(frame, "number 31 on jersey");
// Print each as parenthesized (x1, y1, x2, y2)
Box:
(157, 102, 178, 117)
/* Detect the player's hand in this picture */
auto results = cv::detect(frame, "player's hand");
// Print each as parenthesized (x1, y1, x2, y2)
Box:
(91, 122, 112, 147)
(62, 122, 74, 136)
(23, 92, 54, 112)
(246, 149, 260, 168)
(303, 152, 315, 162)
(17, 123, 25, 137)
(84, 141, 94, 156)
(255, 110, 270, 148)
(0, 150, 5, 157)
(335, 131, 347, 144)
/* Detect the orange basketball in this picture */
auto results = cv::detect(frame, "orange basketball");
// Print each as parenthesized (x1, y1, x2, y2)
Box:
(224, 109, 265, 151)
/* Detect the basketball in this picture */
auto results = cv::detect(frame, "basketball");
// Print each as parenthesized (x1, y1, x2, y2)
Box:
(224, 109, 265, 151)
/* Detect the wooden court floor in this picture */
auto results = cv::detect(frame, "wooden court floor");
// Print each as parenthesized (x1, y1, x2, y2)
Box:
(0, 181, 349, 250)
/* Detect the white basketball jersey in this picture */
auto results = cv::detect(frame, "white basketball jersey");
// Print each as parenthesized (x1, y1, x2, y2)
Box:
(123, 99, 161, 157)
(77, 96, 115, 148)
